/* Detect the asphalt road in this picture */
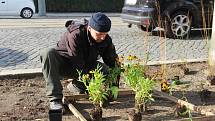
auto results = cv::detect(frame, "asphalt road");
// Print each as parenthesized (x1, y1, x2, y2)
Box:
(0, 17, 209, 74)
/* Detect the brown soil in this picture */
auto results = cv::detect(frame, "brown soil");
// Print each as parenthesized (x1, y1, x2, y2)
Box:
(1, 62, 215, 121)
(90, 106, 102, 121)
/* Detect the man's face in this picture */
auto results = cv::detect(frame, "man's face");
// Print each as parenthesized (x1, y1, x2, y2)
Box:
(88, 27, 108, 43)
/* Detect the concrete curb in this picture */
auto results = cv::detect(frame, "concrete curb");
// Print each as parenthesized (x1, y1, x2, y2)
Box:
(0, 68, 42, 76)
(0, 58, 207, 78)
(34, 13, 121, 19)
(0, 68, 42, 79)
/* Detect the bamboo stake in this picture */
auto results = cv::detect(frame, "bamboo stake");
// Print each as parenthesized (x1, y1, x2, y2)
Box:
(145, 58, 207, 66)
(208, 0, 215, 67)
(208, 0, 215, 77)
(67, 103, 87, 121)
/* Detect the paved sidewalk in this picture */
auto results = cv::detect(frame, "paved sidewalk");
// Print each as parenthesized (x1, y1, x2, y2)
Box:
(0, 14, 209, 76)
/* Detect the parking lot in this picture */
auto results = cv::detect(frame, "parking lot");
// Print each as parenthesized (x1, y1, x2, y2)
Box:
(0, 17, 209, 74)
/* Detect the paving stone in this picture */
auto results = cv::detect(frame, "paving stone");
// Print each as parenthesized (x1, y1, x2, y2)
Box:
(0, 21, 209, 72)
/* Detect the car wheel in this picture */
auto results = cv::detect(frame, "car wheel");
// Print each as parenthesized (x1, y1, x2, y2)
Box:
(165, 11, 192, 39)
(20, 8, 33, 19)
(137, 25, 154, 32)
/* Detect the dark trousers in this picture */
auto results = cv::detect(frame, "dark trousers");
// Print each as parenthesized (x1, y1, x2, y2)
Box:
(40, 48, 109, 102)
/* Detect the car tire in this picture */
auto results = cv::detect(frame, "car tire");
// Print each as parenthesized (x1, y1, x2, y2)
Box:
(20, 7, 33, 19)
(165, 11, 192, 39)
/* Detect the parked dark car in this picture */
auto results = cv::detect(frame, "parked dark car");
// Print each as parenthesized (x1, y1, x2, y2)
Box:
(121, 0, 214, 38)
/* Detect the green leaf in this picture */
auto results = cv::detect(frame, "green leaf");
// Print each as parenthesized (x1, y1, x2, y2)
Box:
(102, 93, 108, 100)
(122, 62, 156, 105)
(110, 86, 119, 99)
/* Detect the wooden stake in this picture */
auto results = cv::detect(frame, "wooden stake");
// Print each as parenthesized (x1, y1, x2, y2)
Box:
(168, 115, 215, 121)
(64, 94, 89, 101)
(64, 89, 135, 101)
(67, 103, 87, 121)
(208, 0, 215, 67)
(64, 89, 215, 119)
(153, 90, 215, 116)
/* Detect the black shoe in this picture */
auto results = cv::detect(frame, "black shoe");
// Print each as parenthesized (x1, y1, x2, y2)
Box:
(49, 109, 62, 121)
(67, 82, 85, 95)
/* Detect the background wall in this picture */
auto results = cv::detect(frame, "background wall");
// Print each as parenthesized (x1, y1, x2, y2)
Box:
(34, 0, 124, 13)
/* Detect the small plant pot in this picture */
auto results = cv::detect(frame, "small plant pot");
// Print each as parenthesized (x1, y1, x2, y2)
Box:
(174, 104, 189, 118)
(48, 109, 62, 121)
(127, 109, 142, 121)
(90, 106, 102, 121)
(199, 89, 211, 102)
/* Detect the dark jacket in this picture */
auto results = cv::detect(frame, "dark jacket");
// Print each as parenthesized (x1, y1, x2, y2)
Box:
(55, 22, 118, 72)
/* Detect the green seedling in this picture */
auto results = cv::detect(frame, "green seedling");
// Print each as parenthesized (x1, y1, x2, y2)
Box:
(78, 65, 108, 107)
(106, 63, 122, 99)
(135, 77, 155, 112)
(123, 60, 155, 112)
(167, 79, 177, 95)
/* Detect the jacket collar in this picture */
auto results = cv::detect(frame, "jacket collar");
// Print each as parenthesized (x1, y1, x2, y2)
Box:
(87, 30, 96, 46)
